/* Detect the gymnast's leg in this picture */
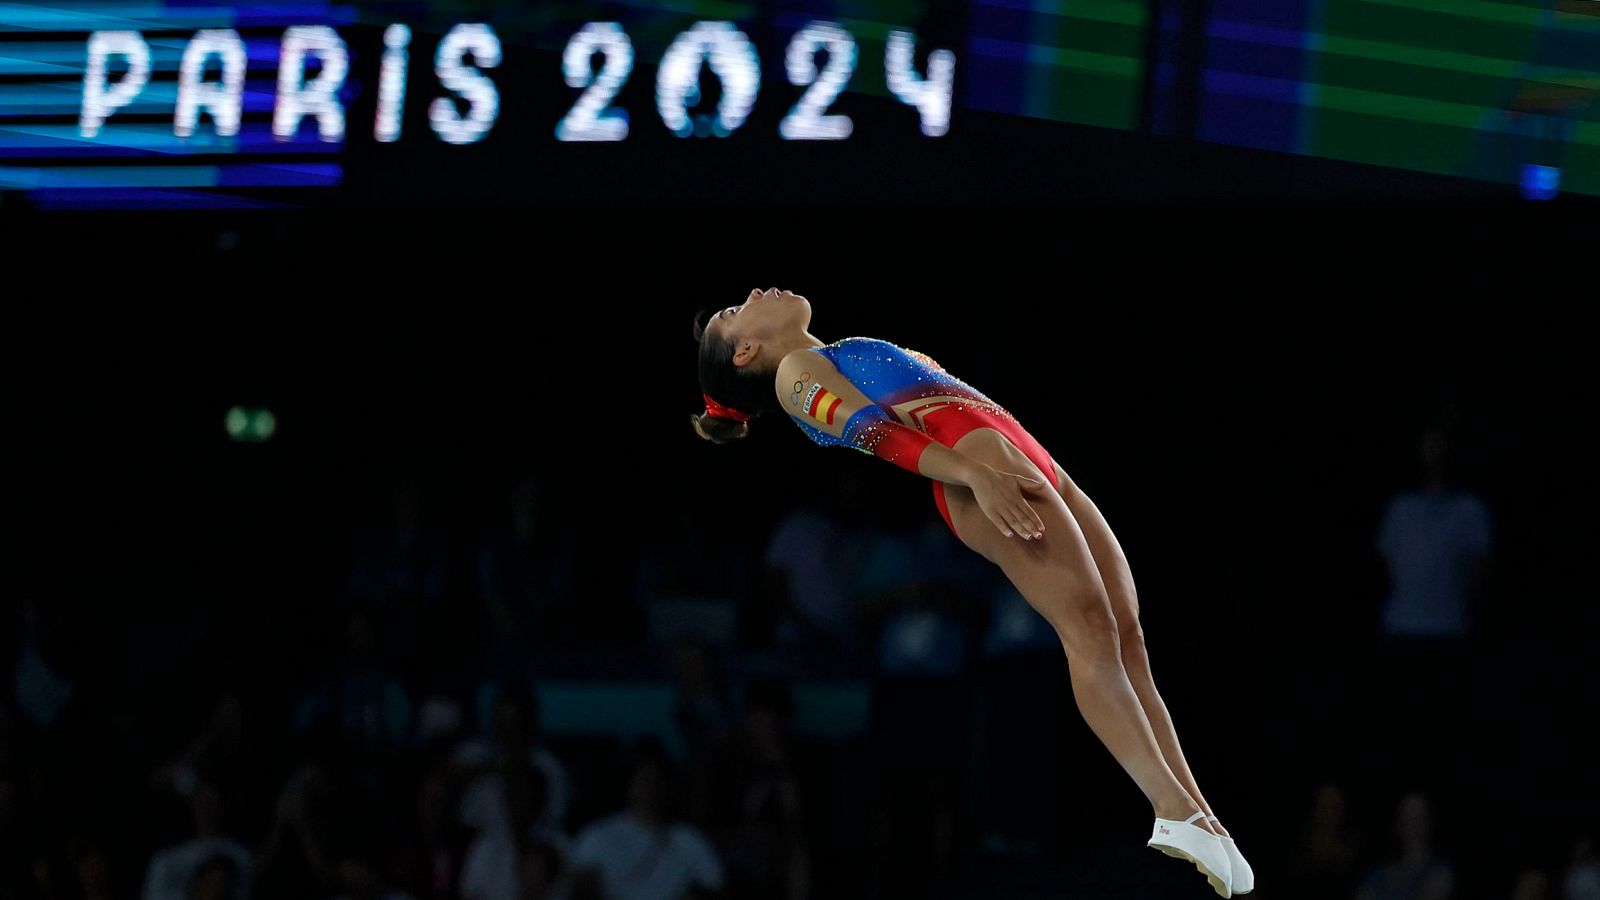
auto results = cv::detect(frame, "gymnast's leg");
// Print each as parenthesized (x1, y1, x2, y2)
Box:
(1049, 461, 1229, 835)
(941, 429, 1214, 831)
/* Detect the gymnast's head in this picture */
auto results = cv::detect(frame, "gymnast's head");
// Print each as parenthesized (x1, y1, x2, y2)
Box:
(690, 286, 811, 444)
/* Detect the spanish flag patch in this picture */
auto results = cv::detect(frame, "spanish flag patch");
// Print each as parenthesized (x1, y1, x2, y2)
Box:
(802, 383, 844, 425)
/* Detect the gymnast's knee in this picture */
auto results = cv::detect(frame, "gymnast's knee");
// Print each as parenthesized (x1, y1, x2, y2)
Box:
(1117, 621, 1148, 665)
(1054, 590, 1122, 660)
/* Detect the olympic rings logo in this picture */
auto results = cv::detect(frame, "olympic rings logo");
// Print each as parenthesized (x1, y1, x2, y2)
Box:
(788, 372, 811, 406)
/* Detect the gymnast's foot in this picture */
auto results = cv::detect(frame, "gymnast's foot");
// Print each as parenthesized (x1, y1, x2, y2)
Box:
(1147, 809, 1232, 897)
(1207, 816, 1255, 894)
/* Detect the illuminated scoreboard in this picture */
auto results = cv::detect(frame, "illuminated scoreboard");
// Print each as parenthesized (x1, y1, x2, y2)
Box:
(0, 0, 1150, 207)
(3, 0, 1595, 207)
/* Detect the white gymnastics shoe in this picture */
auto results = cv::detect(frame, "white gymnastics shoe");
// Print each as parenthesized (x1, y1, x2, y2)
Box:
(1147, 809, 1233, 897)
(1208, 816, 1255, 894)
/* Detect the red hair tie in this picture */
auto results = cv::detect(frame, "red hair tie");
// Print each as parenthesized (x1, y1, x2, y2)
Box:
(703, 392, 752, 423)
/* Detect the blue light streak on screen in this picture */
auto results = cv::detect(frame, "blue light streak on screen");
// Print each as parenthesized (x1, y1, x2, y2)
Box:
(0, 0, 354, 206)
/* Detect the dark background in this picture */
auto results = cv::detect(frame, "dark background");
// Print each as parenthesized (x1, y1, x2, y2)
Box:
(3, 205, 1597, 900)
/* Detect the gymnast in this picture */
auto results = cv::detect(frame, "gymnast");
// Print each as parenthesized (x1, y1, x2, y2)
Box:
(688, 287, 1255, 897)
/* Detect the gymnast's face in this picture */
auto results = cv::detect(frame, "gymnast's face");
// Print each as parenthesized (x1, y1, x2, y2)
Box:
(705, 287, 811, 370)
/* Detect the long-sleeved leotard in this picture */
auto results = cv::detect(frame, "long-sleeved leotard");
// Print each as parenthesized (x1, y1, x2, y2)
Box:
(784, 336, 1061, 537)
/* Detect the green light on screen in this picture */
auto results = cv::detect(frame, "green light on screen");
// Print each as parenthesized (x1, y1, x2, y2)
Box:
(225, 406, 276, 443)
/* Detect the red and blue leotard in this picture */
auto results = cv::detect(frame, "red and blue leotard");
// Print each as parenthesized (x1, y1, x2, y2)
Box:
(785, 336, 1060, 536)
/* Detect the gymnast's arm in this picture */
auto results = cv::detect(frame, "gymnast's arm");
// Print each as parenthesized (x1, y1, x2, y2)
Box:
(774, 350, 1048, 539)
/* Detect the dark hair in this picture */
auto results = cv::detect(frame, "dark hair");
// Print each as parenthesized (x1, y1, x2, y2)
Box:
(690, 307, 782, 444)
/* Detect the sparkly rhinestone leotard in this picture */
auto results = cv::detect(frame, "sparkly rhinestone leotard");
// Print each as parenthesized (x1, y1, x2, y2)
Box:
(785, 336, 1061, 537)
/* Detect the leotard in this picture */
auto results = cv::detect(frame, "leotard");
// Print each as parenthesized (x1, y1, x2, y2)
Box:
(784, 337, 1060, 536)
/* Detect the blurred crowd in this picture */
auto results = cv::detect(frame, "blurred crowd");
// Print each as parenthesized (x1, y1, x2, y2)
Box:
(2, 411, 1591, 900)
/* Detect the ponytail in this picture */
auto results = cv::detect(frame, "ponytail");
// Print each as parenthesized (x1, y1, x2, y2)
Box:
(689, 412, 751, 444)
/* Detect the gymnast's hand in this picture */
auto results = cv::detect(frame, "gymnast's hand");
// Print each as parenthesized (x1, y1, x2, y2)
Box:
(969, 464, 1051, 540)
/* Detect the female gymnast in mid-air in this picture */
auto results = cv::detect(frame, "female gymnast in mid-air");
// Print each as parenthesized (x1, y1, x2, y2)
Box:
(688, 287, 1255, 897)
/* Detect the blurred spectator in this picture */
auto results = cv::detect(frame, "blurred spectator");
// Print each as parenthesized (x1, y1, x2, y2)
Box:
(1285, 781, 1363, 900)
(757, 470, 868, 659)
(347, 480, 456, 674)
(292, 610, 413, 754)
(456, 681, 573, 836)
(141, 781, 252, 900)
(147, 693, 248, 805)
(1375, 411, 1492, 641)
(13, 597, 75, 732)
(1373, 410, 1491, 789)
(976, 580, 1068, 856)
(460, 757, 568, 900)
(185, 854, 242, 900)
(1566, 831, 1600, 900)
(566, 737, 724, 900)
(332, 856, 418, 900)
(855, 518, 985, 899)
(392, 765, 471, 900)
(856, 518, 991, 681)
(633, 483, 749, 617)
(698, 677, 810, 900)
(415, 688, 469, 755)
(477, 475, 577, 663)
(348, 481, 452, 611)
(252, 763, 340, 899)
(1354, 791, 1455, 900)
(670, 641, 736, 767)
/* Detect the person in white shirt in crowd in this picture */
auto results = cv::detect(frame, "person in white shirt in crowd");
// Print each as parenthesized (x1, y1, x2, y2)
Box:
(1353, 791, 1455, 900)
(141, 781, 252, 900)
(1375, 413, 1492, 642)
(454, 681, 572, 844)
(459, 756, 570, 900)
(565, 737, 724, 900)
(1372, 410, 1491, 789)
(759, 467, 870, 661)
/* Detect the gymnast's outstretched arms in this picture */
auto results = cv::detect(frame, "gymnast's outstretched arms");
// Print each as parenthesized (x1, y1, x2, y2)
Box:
(774, 350, 1049, 540)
